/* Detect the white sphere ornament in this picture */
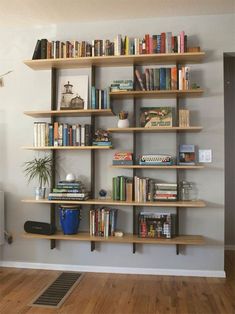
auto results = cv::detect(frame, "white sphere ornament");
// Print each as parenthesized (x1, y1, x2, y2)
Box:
(66, 173, 76, 182)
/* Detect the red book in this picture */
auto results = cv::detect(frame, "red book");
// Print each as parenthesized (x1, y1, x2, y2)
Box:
(160, 32, 166, 53)
(145, 34, 150, 54)
(171, 67, 177, 90)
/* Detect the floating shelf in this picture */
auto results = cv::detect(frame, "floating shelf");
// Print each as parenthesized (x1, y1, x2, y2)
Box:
(22, 232, 205, 245)
(107, 126, 202, 133)
(22, 146, 112, 150)
(22, 198, 206, 207)
(24, 109, 114, 118)
(24, 52, 205, 70)
(111, 165, 204, 169)
(110, 89, 204, 98)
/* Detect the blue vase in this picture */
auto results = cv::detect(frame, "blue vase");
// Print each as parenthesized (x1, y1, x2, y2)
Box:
(59, 205, 80, 235)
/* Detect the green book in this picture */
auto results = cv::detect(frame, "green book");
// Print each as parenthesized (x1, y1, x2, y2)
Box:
(112, 177, 120, 200)
(153, 68, 160, 90)
(119, 176, 126, 201)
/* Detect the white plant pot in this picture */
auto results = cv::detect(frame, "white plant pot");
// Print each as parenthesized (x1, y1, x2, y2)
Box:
(35, 187, 46, 200)
(118, 119, 129, 128)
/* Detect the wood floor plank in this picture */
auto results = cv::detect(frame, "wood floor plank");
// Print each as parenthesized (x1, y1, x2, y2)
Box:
(0, 252, 235, 314)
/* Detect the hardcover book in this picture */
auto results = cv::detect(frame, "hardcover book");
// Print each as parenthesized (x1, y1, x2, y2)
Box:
(140, 107, 173, 127)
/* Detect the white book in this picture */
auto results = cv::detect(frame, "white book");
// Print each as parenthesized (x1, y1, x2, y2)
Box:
(76, 124, 81, 146)
(41, 123, 46, 147)
(38, 123, 42, 147)
(81, 126, 85, 146)
(178, 70, 182, 90)
(34, 122, 38, 147)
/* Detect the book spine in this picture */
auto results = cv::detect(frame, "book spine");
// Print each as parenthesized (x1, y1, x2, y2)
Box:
(34, 122, 38, 147)
(40, 39, 48, 59)
(165, 68, 171, 90)
(119, 176, 126, 201)
(159, 68, 166, 90)
(135, 69, 145, 91)
(171, 67, 177, 90)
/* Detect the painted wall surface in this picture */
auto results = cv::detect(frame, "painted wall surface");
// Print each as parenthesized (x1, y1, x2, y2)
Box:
(1, 14, 235, 271)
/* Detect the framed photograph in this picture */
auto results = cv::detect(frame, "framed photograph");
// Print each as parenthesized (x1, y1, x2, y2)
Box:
(57, 75, 88, 110)
(140, 107, 173, 127)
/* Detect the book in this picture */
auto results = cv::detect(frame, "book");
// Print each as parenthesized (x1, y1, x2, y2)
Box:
(57, 75, 88, 110)
(40, 39, 48, 59)
(140, 107, 173, 127)
(179, 144, 196, 165)
(135, 69, 145, 91)
(32, 40, 41, 60)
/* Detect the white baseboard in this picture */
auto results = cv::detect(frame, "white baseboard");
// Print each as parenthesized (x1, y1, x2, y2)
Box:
(225, 245, 235, 251)
(0, 261, 226, 278)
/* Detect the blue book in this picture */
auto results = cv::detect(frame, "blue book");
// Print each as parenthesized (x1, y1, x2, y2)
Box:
(159, 68, 166, 90)
(91, 86, 96, 109)
(63, 124, 68, 146)
(48, 124, 54, 146)
(156, 35, 161, 53)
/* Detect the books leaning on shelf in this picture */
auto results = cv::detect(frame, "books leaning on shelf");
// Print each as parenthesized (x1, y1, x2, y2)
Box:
(140, 107, 173, 127)
(179, 109, 190, 127)
(89, 207, 118, 237)
(48, 180, 90, 201)
(34, 122, 93, 147)
(32, 31, 189, 60)
(135, 67, 177, 91)
(154, 183, 178, 201)
(138, 154, 175, 166)
(138, 212, 173, 239)
(179, 144, 196, 165)
(112, 176, 133, 201)
(113, 152, 133, 165)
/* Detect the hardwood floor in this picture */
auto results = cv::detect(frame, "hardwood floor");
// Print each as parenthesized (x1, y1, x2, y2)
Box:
(0, 251, 235, 314)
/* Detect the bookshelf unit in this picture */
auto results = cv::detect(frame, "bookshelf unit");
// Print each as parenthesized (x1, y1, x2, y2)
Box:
(23, 52, 206, 253)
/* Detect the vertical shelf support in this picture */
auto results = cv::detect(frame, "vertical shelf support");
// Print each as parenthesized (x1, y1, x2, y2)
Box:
(91, 241, 96, 252)
(50, 67, 57, 250)
(132, 65, 137, 254)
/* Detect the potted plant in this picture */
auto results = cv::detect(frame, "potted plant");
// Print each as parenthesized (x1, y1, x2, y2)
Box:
(23, 155, 52, 200)
(117, 111, 129, 128)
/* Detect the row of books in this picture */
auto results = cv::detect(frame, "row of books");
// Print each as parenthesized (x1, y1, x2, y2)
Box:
(33, 122, 92, 147)
(135, 66, 190, 91)
(89, 208, 118, 237)
(48, 180, 89, 201)
(91, 87, 110, 109)
(112, 175, 178, 202)
(32, 32, 189, 59)
(138, 212, 173, 239)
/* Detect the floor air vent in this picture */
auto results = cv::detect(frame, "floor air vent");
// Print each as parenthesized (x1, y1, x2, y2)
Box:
(30, 272, 83, 308)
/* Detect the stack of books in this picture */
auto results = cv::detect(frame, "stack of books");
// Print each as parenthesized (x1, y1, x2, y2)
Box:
(154, 183, 178, 201)
(92, 129, 112, 146)
(89, 207, 118, 237)
(138, 212, 172, 239)
(110, 80, 133, 92)
(134, 176, 155, 202)
(113, 152, 133, 165)
(48, 180, 90, 201)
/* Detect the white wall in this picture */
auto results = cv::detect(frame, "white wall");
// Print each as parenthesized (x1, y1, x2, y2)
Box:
(1, 14, 234, 273)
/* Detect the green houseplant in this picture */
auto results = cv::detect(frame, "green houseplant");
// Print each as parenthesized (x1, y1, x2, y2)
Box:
(23, 155, 52, 200)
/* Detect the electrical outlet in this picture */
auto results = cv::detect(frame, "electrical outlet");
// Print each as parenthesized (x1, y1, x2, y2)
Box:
(199, 149, 212, 163)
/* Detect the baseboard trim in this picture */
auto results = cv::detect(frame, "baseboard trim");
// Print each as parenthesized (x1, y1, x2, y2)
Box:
(0, 261, 226, 278)
(225, 245, 235, 251)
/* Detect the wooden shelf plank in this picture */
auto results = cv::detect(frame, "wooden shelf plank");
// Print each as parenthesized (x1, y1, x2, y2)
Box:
(111, 165, 204, 169)
(22, 198, 206, 207)
(24, 109, 114, 118)
(110, 89, 203, 98)
(22, 146, 112, 150)
(24, 52, 205, 70)
(107, 127, 202, 133)
(22, 232, 205, 245)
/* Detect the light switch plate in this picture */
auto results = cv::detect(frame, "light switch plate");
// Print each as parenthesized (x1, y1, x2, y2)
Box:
(199, 149, 212, 163)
